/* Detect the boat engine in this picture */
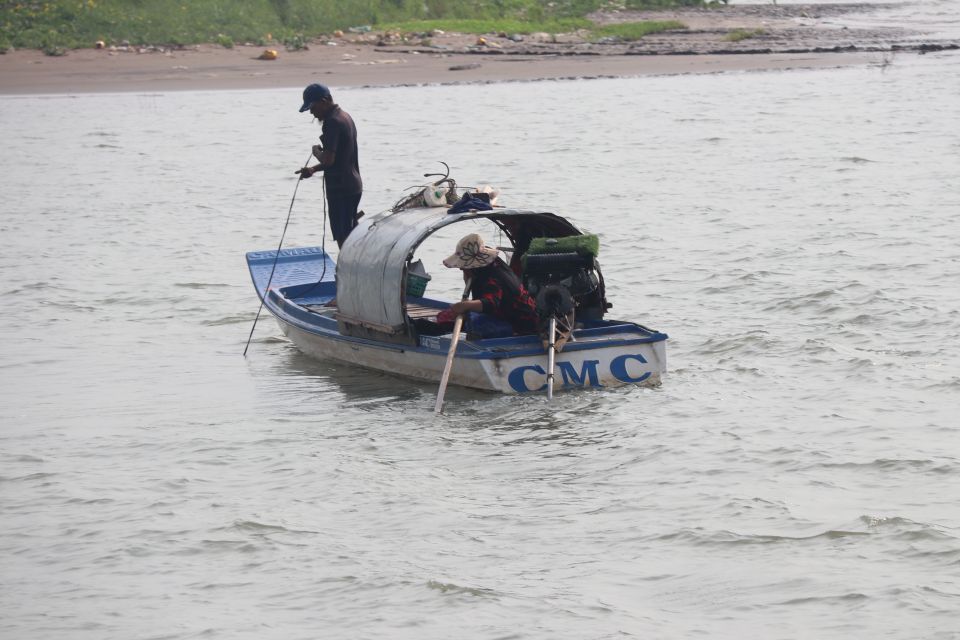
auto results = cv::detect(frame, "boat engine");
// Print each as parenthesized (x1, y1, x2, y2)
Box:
(522, 236, 606, 349)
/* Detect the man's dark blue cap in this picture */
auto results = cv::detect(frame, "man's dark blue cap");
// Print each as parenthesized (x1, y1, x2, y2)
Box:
(300, 83, 331, 112)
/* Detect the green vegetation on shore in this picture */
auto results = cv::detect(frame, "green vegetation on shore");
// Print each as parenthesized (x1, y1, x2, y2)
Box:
(376, 18, 685, 41)
(724, 28, 765, 42)
(0, 0, 709, 53)
(590, 20, 685, 42)
(376, 18, 592, 36)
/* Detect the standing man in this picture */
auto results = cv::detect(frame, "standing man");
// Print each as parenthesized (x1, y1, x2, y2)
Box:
(295, 83, 362, 248)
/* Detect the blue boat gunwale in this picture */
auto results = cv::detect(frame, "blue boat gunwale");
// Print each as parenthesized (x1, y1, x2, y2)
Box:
(260, 285, 667, 361)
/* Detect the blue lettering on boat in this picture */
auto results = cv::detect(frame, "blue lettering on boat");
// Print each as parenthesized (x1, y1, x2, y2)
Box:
(508, 365, 548, 393)
(557, 360, 601, 388)
(610, 354, 651, 383)
(507, 354, 652, 392)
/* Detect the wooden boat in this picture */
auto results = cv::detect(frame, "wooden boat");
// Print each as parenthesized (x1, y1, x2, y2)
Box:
(246, 205, 667, 394)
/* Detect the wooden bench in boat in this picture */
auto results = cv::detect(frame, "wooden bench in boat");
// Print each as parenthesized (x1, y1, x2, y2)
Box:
(305, 301, 439, 322)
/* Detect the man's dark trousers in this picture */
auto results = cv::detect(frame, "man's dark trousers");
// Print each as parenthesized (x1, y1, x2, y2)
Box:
(328, 190, 361, 248)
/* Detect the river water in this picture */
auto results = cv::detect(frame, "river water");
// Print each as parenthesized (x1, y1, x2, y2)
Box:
(2, 14, 959, 640)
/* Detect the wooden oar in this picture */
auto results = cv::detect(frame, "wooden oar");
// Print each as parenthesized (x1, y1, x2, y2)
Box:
(435, 278, 472, 415)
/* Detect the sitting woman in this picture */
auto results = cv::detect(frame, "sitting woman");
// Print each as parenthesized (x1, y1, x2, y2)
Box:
(442, 233, 539, 336)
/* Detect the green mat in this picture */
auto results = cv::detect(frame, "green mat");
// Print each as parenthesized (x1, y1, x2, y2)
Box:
(527, 234, 599, 257)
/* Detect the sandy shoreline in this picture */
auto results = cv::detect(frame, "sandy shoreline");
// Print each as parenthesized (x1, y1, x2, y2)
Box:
(0, 46, 884, 95)
(0, 3, 955, 95)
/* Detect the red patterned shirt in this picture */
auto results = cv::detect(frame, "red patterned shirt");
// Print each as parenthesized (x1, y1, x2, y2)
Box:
(472, 263, 539, 335)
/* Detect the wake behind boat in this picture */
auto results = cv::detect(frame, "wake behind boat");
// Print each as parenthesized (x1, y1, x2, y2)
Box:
(246, 193, 667, 395)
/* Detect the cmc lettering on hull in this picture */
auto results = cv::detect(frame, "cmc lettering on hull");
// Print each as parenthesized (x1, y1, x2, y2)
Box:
(507, 354, 652, 393)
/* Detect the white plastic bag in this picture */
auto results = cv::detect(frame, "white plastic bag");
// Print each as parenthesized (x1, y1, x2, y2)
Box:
(423, 184, 448, 207)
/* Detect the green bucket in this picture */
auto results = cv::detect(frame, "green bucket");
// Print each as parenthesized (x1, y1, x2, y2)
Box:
(406, 259, 432, 297)
(406, 272, 430, 297)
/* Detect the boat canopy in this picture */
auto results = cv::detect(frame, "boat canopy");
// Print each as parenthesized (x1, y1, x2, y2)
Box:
(335, 207, 584, 343)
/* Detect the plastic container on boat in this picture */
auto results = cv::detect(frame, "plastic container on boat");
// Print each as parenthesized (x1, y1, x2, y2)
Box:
(423, 185, 448, 207)
(406, 259, 432, 297)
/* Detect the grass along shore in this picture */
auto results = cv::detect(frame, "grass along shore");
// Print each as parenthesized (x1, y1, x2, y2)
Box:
(0, 0, 705, 54)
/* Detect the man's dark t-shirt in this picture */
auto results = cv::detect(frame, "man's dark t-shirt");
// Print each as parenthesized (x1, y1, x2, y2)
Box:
(320, 106, 362, 194)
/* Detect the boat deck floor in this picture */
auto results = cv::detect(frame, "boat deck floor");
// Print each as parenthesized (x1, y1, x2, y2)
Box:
(405, 303, 440, 320)
(303, 300, 337, 316)
(304, 301, 439, 319)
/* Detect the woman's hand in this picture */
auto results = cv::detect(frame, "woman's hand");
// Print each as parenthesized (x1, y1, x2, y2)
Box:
(450, 300, 481, 315)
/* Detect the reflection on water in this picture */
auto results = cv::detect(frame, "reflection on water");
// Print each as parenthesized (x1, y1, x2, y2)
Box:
(274, 345, 451, 404)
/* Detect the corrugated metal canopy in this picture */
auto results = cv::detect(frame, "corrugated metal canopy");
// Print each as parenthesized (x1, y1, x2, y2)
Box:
(335, 207, 582, 335)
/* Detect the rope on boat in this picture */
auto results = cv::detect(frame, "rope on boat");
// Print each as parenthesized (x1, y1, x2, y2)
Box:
(243, 151, 315, 357)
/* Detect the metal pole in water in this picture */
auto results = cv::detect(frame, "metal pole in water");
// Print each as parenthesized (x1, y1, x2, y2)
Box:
(546, 315, 556, 401)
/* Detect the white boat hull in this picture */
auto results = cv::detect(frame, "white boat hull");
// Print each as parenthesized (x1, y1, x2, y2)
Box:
(279, 318, 665, 394)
